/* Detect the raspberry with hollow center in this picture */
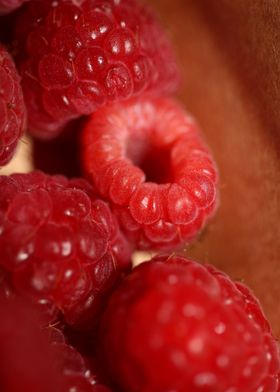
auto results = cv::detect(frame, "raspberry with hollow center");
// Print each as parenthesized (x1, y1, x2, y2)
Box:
(98, 254, 280, 392)
(0, 171, 132, 328)
(82, 96, 218, 251)
(15, 0, 179, 139)
(0, 44, 26, 165)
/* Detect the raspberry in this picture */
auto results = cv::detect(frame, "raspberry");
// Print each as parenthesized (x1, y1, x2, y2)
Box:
(98, 255, 280, 392)
(0, 266, 60, 323)
(15, 0, 179, 139)
(0, 44, 26, 165)
(0, 295, 112, 391)
(52, 341, 112, 392)
(0, 171, 132, 328)
(82, 96, 218, 251)
(0, 0, 27, 14)
(0, 296, 63, 392)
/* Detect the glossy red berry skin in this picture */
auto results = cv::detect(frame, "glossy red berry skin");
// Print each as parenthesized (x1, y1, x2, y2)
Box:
(0, 0, 27, 14)
(82, 96, 218, 251)
(0, 171, 132, 328)
(0, 44, 26, 165)
(15, 0, 179, 139)
(99, 255, 280, 392)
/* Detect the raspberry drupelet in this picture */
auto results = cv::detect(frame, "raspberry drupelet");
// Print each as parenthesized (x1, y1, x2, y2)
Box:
(82, 96, 218, 251)
(15, 0, 179, 139)
(0, 44, 26, 165)
(99, 254, 280, 392)
(0, 171, 132, 328)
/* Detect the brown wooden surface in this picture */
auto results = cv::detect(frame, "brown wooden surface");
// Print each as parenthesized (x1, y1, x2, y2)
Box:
(147, 0, 280, 336)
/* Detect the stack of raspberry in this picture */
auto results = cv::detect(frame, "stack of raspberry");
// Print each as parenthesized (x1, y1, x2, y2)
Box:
(0, 1, 279, 391)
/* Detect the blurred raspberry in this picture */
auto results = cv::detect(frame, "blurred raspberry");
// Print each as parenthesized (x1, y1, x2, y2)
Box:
(0, 296, 63, 392)
(0, 0, 27, 14)
(99, 255, 280, 392)
(0, 295, 112, 391)
(52, 341, 112, 392)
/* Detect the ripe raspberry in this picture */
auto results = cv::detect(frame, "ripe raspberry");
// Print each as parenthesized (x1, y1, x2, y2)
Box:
(82, 96, 218, 251)
(0, 44, 26, 165)
(0, 266, 60, 323)
(15, 0, 179, 139)
(0, 171, 132, 328)
(98, 255, 280, 392)
(0, 295, 112, 391)
(0, 296, 63, 392)
(0, 0, 27, 14)
(52, 341, 112, 392)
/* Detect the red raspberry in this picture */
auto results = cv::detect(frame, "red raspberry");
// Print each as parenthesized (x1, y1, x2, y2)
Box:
(52, 341, 112, 392)
(0, 296, 63, 392)
(82, 96, 218, 251)
(0, 0, 27, 14)
(0, 266, 60, 323)
(0, 171, 132, 328)
(0, 44, 26, 165)
(98, 255, 280, 392)
(15, 0, 179, 139)
(0, 295, 112, 391)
